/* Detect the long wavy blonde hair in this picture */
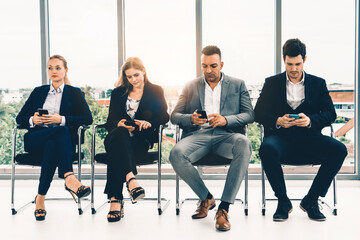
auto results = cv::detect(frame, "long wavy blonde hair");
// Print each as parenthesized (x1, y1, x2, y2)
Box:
(115, 57, 150, 93)
(49, 54, 71, 85)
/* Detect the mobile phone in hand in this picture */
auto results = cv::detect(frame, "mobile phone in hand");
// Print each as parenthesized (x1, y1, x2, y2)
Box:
(197, 110, 208, 119)
(289, 114, 300, 119)
(37, 108, 49, 116)
(124, 120, 137, 127)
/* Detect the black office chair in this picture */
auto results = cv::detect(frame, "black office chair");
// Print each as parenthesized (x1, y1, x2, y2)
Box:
(90, 124, 170, 215)
(175, 125, 249, 216)
(11, 124, 90, 215)
(259, 124, 338, 216)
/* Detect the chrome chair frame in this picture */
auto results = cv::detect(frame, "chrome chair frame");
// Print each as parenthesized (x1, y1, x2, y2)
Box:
(175, 125, 249, 216)
(259, 124, 338, 216)
(11, 125, 90, 215)
(90, 124, 170, 215)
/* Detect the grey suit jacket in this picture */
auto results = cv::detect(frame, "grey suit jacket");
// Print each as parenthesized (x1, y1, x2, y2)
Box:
(171, 74, 254, 138)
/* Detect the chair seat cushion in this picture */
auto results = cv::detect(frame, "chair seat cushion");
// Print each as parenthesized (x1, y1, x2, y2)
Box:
(15, 152, 84, 166)
(95, 151, 158, 166)
(193, 153, 232, 166)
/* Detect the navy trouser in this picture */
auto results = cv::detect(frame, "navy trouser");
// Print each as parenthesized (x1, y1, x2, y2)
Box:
(259, 134, 348, 199)
(103, 127, 150, 200)
(24, 126, 74, 195)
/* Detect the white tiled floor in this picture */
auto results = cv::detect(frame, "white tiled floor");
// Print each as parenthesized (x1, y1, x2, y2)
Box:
(1, 179, 359, 240)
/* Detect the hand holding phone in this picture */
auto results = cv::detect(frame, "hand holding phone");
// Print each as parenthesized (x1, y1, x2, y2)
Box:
(124, 120, 137, 127)
(197, 110, 208, 119)
(37, 108, 49, 116)
(289, 114, 300, 120)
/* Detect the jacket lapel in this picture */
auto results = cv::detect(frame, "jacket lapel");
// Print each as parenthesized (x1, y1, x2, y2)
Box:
(303, 72, 311, 104)
(38, 86, 50, 108)
(59, 85, 69, 114)
(280, 72, 287, 107)
(134, 84, 147, 119)
(197, 79, 205, 110)
(220, 75, 229, 111)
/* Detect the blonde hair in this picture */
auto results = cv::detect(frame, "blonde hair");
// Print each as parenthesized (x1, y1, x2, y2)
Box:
(49, 54, 71, 85)
(115, 57, 150, 92)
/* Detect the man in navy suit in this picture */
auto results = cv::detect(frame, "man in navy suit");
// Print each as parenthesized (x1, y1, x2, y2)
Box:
(254, 39, 347, 222)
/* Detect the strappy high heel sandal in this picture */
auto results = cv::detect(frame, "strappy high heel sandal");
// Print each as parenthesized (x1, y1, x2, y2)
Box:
(34, 195, 46, 221)
(107, 200, 124, 223)
(64, 173, 91, 203)
(126, 177, 145, 204)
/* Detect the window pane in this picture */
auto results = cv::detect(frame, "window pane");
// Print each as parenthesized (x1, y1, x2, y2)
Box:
(0, 0, 41, 89)
(49, 0, 118, 89)
(124, 0, 196, 87)
(203, 0, 275, 85)
(0, 0, 41, 165)
(283, 0, 356, 173)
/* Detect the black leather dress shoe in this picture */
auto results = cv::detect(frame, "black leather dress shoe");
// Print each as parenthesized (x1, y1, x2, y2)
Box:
(300, 197, 326, 221)
(273, 199, 293, 222)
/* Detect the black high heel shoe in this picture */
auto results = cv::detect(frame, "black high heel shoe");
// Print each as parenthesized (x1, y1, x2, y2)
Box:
(107, 200, 124, 223)
(126, 177, 145, 204)
(64, 173, 91, 203)
(34, 195, 46, 221)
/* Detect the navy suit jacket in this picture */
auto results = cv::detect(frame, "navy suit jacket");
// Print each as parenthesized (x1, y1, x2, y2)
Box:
(105, 83, 169, 143)
(16, 84, 93, 145)
(254, 72, 336, 137)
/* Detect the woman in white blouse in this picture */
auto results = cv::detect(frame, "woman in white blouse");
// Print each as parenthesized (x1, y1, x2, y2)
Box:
(16, 55, 92, 220)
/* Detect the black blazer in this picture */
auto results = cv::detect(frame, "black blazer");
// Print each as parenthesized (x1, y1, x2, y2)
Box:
(105, 83, 169, 143)
(254, 72, 336, 137)
(16, 84, 93, 145)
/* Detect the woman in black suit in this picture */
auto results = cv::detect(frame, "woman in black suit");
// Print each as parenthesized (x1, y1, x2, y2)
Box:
(16, 55, 92, 220)
(104, 57, 169, 222)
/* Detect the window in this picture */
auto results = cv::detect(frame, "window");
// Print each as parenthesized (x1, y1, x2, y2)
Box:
(49, 0, 118, 89)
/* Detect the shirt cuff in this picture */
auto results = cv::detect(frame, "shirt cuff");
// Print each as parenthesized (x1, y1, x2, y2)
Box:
(29, 117, 35, 128)
(307, 122, 311, 128)
(276, 124, 281, 129)
(60, 116, 66, 126)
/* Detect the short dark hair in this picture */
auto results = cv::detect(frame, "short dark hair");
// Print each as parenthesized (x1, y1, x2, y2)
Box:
(283, 38, 306, 60)
(201, 45, 221, 59)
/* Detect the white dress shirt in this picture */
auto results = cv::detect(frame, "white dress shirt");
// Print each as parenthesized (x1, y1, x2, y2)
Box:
(29, 83, 66, 128)
(286, 71, 305, 110)
(202, 74, 223, 128)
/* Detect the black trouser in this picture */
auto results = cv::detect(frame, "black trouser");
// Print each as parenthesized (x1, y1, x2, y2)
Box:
(104, 127, 150, 200)
(259, 134, 347, 200)
(24, 126, 74, 195)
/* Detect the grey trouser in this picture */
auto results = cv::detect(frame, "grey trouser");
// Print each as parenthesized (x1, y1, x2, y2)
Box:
(169, 128, 251, 204)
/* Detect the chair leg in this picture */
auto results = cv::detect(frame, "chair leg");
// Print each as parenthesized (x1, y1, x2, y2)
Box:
(244, 170, 249, 216)
(176, 174, 181, 215)
(11, 160, 16, 215)
(333, 176, 337, 215)
(261, 167, 266, 216)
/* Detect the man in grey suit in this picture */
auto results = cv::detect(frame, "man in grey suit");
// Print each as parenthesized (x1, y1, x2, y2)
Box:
(170, 45, 254, 231)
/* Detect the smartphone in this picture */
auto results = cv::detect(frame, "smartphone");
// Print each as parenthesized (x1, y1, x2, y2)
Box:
(37, 108, 49, 116)
(197, 110, 208, 119)
(124, 120, 137, 127)
(289, 114, 300, 119)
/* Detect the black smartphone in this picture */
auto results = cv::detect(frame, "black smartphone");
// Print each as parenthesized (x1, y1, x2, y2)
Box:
(197, 110, 208, 119)
(124, 120, 137, 127)
(289, 114, 300, 119)
(37, 108, 49, 116)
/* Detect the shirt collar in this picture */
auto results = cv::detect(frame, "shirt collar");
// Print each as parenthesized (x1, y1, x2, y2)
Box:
(203, 72, 224, 87)
(286, 71, 305, 85)
(49, 83, 65, 94)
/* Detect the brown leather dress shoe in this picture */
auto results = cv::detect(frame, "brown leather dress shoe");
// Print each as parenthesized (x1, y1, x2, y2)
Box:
(191, 197, 216, 219)
(215, 209, 231, 231)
